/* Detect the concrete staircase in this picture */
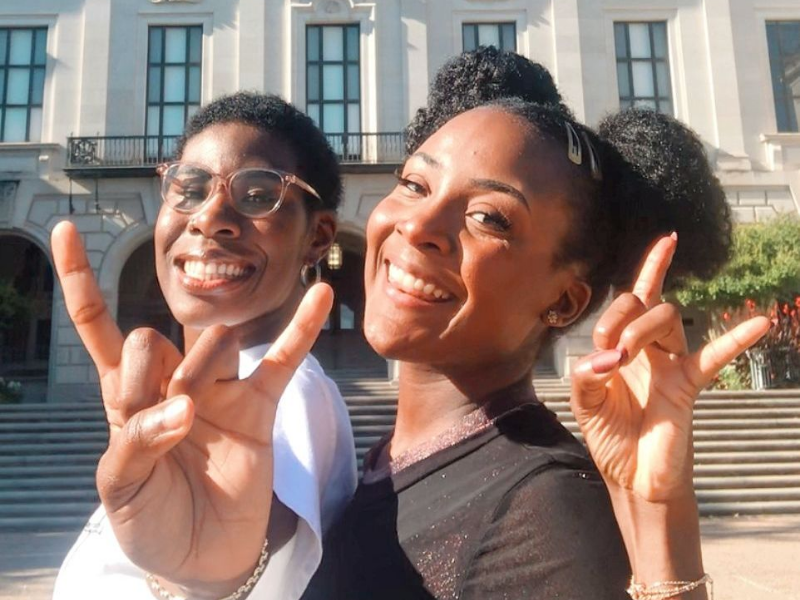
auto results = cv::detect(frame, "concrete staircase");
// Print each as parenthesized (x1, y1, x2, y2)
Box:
(0, 371, 799, 531)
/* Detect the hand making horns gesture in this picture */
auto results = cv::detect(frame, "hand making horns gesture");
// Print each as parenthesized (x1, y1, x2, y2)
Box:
(51, 221, 333, 592)
(571, 234, 769, 503)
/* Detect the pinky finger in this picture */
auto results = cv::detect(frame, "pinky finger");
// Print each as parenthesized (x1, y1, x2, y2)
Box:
(684, 316, 770, 389)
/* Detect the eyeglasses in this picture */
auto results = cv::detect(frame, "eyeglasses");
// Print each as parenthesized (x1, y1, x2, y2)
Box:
(156, 162, 322, 219)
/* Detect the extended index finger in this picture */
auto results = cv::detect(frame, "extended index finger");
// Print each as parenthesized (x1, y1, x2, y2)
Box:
(631, 233, 677, 309)
(249, 283, 334, 397)
(51, 221, 124, 375)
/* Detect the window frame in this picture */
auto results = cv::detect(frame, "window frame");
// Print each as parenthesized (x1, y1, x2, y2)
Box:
(614, 21, 673, 115)
(305, 23, 361, 135)
(0, 26, 48, 142)
(144, 25, 203, 144)
(461, 22, 517, 53)
(766, 20, 800, 133)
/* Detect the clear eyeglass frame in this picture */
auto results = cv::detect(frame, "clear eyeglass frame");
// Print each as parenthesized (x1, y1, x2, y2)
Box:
(155, 161, 322, 219)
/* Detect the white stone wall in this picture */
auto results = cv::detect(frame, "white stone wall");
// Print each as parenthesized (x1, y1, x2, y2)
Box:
(1, 0, 799, 393)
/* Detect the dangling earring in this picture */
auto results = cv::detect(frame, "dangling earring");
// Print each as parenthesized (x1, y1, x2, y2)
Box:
(300, 262, 322, 287)
(546, 310, 559, 326)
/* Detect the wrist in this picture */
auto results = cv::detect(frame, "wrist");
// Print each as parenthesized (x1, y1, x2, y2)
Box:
(606, 482, 705, 591)
(146, 536, 270, 600)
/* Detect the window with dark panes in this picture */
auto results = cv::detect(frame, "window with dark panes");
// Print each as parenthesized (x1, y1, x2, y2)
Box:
(0, 28, 47, 142)
(766, 21, 800, 132)
(146, 26, 202, 159)
(462, 23, 516, 52)
(614, 22, 673, 115)
(306, 24, 360, 159)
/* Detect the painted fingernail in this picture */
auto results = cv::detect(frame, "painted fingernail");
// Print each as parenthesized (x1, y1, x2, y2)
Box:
(591, 349, 623, 374)
(163, 397, 188, 430)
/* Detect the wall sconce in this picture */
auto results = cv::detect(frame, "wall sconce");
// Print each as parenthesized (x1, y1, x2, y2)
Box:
(327, 243, 343, 271)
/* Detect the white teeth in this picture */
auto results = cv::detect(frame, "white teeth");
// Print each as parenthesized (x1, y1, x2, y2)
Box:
(182, 260, 248, 282)
(387, 262, 450, 301)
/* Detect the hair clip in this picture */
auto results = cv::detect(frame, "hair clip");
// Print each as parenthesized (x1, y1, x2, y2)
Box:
(581, 131, 602, 181)
(565, 122, 582, 165)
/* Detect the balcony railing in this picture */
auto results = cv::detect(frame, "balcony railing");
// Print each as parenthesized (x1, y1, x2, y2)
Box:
(66, 132, 405, 175)
(66, 135, 180, 169)
(323, 132, 405, 164)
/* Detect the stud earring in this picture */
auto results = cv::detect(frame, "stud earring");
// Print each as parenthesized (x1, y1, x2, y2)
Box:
(546, 310, 559, 326)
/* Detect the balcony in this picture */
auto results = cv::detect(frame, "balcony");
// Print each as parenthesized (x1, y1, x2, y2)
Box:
(64, 132, 405, 178)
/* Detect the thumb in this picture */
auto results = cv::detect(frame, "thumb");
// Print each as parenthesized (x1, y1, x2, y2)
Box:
(570, 349, 623, 414)
(96, 395, 194, 509)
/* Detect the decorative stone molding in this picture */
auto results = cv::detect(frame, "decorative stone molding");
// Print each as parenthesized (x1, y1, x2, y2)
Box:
(0, 181, 19, 222)
(761, 133, 800, 172)
(726, 186, 798, 223)
(292, 0, 376, 20)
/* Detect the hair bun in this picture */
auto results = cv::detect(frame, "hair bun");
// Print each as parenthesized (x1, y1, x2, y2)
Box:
(405, 47, 571, 155)
(598, 108, 732, 289)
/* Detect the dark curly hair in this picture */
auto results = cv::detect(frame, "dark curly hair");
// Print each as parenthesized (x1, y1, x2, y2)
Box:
(176, 91, 342, 211)
(404, 47, 571, 155)
(598, 109, 732, 290)
(481, 100, 732, 325)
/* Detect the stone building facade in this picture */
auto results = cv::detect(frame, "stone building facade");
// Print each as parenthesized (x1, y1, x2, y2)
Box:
(0, 0, 798, 402)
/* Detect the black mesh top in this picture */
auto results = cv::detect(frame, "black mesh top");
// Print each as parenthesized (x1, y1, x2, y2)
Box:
(302, 402, 631, 600)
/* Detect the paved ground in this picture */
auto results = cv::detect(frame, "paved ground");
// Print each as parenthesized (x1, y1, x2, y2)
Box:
(1, 515, 798, 599)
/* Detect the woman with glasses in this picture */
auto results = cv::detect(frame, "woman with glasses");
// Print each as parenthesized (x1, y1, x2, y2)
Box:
(52, 92, 357, 600)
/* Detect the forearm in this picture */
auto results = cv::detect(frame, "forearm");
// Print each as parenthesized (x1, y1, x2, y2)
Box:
(607, 484, 707, 600)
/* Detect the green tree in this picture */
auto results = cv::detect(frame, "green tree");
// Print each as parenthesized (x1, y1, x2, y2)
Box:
(675, 216, 800, 309)
(674, 216, 800, 389)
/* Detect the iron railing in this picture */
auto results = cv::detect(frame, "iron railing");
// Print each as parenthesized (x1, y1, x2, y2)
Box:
(66, 135, 180, 168)
(323, 132, 405, 164)
(66, 132, 405, 170)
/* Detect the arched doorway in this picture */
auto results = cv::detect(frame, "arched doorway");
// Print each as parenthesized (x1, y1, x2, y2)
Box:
(117, 240, 182, 347)
(0, 233, 53, 403)
(313, 231, 385, 374)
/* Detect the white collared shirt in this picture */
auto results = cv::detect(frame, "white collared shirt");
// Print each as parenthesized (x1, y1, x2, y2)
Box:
(53, 346, 357, 600)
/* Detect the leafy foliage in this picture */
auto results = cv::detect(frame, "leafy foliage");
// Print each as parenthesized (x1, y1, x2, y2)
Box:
(675, 217, 800, 309)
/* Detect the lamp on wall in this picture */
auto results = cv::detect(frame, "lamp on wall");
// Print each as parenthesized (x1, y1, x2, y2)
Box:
(327, 242, 343, 271)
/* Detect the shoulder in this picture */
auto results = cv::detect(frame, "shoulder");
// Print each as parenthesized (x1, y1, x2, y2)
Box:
(458, 457, 630, 599)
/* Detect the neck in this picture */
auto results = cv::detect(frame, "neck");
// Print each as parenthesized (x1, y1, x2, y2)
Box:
(390, 360, 536, 459)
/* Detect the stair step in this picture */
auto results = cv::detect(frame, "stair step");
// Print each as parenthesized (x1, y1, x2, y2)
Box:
(694, 475, 800, 489)
(0, 476, 97, 490)
(0, 489, 99, 503)
(696, 487, 800, 502)
(0, 515, 93, 531)
(0, 501, 97, 516)
(0, 453, 101, 466)
(698, 501, 800, 516)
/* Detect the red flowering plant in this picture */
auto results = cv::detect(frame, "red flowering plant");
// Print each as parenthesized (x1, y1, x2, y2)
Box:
(674, 217, 800, 390)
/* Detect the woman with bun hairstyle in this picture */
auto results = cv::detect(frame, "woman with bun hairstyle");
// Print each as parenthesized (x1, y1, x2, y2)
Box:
(52, 92, 357, 600)
(300, 100, 763, 597)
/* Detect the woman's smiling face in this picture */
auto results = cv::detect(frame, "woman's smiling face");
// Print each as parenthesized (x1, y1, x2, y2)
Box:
(155, 122, 323, 339)
(363, 107, 589, 372)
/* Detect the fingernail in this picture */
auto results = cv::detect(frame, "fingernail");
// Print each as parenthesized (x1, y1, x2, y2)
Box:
(616, 346, 629, 364)
(591, 349, 623, 374)
(669, 231, 678, 241)
(163, 397, 188, 430)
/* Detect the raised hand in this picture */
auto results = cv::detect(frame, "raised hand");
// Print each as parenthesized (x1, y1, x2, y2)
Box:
(570, 234, 769, 502)
(51, 221, 333, 592)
